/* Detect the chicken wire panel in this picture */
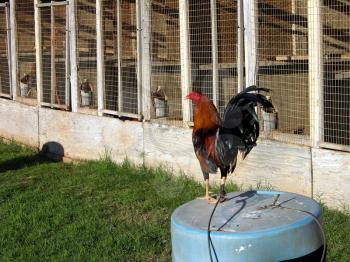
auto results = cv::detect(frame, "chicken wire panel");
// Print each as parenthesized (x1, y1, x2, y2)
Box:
(189, 0, 213, 101)
(256, 0, 310, 144)
(150, 0, 182, 125)
(120, 0, 138, 114)
(217, 0, 238, 116)
(322, 1, 350, 146)
(103, 0, 119, 112)
(188, 0, 238, 120)
(40, 5, 68, 107)
(41, 7, 51, 103)
(0, 4, 11, 97)
(77, 0, 97, 109)
(16, 0, 36, 99)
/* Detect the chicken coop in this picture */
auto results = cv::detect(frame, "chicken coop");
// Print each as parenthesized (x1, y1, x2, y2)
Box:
(1, 0, 350, 208)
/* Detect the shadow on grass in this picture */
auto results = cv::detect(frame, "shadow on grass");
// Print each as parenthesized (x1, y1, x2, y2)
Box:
(0, 155, 55, 173)
(0, 141, 64, 173)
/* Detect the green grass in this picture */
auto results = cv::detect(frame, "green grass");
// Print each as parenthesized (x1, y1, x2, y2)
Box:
(0, 139, 349, 261)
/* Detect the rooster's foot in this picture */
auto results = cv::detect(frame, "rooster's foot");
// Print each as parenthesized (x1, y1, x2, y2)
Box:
(218, 196, 228, 203)
(197, 195, 218, 204)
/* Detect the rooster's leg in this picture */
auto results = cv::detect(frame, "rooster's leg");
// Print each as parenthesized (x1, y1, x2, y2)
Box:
(219, 168, 228, 202)
(220, 176, 227, 198)
(197, 173, 216, 203)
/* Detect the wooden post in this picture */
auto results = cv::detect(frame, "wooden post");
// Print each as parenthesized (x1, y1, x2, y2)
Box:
(237, 0, 244, 92)
(69, 0, 78, 112)
(140, 0, 151, 120)
(96, 0, 104, 116)
(65, 4, 70, 108)
(179, 0, 192, 124)
(9, 0, 17, 100)
(210, 0, 218, 106)
(243, 0, 257, 87)
(136, 0, 142, 115)
(4, 2, 12, 97)
(308, 0, 323, 148)
(50, 5, 56, 106)
(34, 0, 43, 105)
(292, 0, 297, 56)
(117, 0, 123, 112)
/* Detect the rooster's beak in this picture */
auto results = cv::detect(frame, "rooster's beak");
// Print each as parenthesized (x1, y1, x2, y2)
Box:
(185, 94, 190, 99)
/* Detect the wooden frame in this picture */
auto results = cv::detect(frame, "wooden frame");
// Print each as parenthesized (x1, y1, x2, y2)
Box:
(0, 2, 12, 98)
(140, 0, 151, 120)
(65, 4, 70, 108)
(210, 0, 218, 106)
(37, 1, 70, 110)
(136, 0, 142, 115)
(69, 0, 77, 112)
(34, 0, 43, 105)
(179, 0, 191, 125)
(243, 0, 257, 87)
(117, 0, 123, 112)
(2, 0, 348, 154)
(237, 0, 244, 92)
(97, 0, 142, 120)
(308, 0, 323, 148)
(10, 0, 17, 100)
(96, 0, 104, 116)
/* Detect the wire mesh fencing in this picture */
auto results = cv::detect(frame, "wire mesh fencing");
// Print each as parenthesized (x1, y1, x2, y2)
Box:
(103, 0, 118, 112)
(217, 0, 238, 116)
(16, 0, 36, 99)
(2, 0, 350, 150)
(189, 0, 213, 102)
(188, 0, 238, 120)
(150, 0, 182, 125)
(256, 0, 310, 145)
(322, 0, 350, 147)
(120, 0, 138, 115)
(0, 2, 11, 97)
(77, 0, 97, 109)
(103, 0, 139, 116)
(40, 3, 68, 108)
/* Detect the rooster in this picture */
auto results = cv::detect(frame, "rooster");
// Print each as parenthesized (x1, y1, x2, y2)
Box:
(186, 86, 274, 203)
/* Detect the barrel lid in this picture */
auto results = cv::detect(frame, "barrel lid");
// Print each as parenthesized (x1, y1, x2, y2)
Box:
(172, 191, 321, 237)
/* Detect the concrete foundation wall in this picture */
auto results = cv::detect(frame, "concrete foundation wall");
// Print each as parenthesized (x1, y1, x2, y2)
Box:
(0, 98, 349, 210)
(0, 99, 39, 147)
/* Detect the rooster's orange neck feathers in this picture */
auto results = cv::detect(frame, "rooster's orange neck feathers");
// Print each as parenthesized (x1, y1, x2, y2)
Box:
(192, 95, 220, 134)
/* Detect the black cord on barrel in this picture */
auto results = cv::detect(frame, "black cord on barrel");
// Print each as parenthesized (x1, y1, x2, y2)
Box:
(206, 193, 326, 262)
(207, 195, 221, 262)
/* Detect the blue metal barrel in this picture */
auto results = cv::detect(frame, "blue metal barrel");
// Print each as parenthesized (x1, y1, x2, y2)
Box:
(171, 191, 324, 262)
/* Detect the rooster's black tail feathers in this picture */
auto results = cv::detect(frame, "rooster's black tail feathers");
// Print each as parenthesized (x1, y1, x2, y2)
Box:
(217, 85, 274, 163)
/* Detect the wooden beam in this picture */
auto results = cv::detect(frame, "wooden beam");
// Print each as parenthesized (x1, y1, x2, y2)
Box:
(210, 0, 218, 106)
(37, 1, 68, 8)
(308, 0, 324, 149)
(5, 2, 12, 97)
(50, 6, 55, 106)
(34, 0, 43, 105)
(117, 0, 123, 112)
(96, 0, 104, 116)
(237, 0, 244, 92)
(103, 109, 142, 120)
(136, 0, 142, 115)
(243, 0, 257, 87)
(179, 0, 191, 124)
(10, 0, 18, 100)
(140, 0, 151, 120)
(69, 0, 78, 112)
(65, 4, 70, 108)
(291, 0, 297, 56)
